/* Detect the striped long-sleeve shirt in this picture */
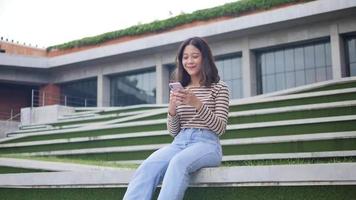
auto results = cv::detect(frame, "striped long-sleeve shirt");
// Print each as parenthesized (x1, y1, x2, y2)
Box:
(167, 81, 230, 136)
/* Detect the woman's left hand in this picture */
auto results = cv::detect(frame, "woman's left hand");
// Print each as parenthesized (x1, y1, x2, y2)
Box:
(173, 89, 202, 110)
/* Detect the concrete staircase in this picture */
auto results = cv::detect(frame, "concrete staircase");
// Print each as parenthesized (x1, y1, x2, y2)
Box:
(1, 77, 356, 199)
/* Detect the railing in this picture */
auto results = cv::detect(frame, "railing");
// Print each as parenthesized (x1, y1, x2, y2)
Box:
(31, 89, 97, 108)
(0, 109, 21, 122)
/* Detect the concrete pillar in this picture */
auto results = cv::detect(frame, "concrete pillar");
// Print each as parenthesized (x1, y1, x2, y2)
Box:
(330, 23, 347, 79)
(155, 55, 170, 104)
(241, 38, 257, 97)
(97, 74, 110, 107)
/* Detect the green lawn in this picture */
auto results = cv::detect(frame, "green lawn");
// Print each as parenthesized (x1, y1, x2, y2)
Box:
(1, 185, 355, 200)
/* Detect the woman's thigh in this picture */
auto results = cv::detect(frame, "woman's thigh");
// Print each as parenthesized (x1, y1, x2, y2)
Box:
(143, 143, 183, 164)
(170, 142, 222, 173)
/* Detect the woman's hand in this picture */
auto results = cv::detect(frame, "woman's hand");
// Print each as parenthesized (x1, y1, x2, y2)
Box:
(172, 89, 202, 110)
(168, 91, 180, 116)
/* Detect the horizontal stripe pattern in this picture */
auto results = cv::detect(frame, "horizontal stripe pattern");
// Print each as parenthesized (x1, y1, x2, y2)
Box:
(168, 81, 230, 136)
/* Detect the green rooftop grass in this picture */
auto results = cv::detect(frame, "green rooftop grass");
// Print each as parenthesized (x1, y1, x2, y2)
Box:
(1, 185, 355, 200)
(47, 0, 314, 51)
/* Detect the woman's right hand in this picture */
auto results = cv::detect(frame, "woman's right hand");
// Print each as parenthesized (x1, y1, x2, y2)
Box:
(168, 91, 180, 116)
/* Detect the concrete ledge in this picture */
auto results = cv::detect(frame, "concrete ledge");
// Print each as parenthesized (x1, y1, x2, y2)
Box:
(0, 163, 355, 188)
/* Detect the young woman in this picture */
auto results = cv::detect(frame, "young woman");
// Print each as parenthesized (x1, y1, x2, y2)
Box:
(123, 37, 230, 200)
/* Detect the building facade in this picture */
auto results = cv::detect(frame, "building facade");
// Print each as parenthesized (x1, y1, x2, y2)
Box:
(0, 0, 355, 117)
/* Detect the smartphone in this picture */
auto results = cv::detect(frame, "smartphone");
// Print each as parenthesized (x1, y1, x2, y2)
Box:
(169, 82, 184, 92)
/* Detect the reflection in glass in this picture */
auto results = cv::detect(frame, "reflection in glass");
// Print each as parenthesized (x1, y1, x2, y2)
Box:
(216, 56, 242, 99)
(257, 40, 331, 94)
(111, 69, 156, 106)
(60, 78, 97, 107)
(346, 36, 356, 76)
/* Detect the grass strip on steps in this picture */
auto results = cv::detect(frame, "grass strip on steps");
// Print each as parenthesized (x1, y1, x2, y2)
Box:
(37, 138, 356, 162)
(122, 113, 167, 123)
(222, 120, 356, 139)
(99, 106, 166, 115)
(0, 166, 53, 174)
(0, 135, 173, 154)
(2, 120, 355, 153)
(230, 92, 356, 111)
(1, 185, 356, 200)
(50, 115, 122, 127)
(295, 81, 356, 93)
(228, 106, 356, 124)
(223, 138, 356, 155)
(3, 155, 355, 169)
(6, 117, 356, 146)
(222, 157, 356, 166)
(0, 154, 139, 169)
(54, 150, 156, 161)
(2, 124, 166, 144)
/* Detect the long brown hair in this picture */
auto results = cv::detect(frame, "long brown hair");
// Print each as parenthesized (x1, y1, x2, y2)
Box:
(175, 37, 220, 87)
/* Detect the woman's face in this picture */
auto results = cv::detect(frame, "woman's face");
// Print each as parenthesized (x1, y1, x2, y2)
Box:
(182, 44, 202, 78)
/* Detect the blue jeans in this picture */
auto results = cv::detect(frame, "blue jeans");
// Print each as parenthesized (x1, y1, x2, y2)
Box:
(123, 128, 222, 200)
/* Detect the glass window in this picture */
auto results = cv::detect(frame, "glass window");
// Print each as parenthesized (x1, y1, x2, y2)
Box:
(285, 49, 294, 72)
(275, 50, 285, 73)
(257, 39, 331, 94)
(275, 73, 286, 91)
(215, 55, 242, 99)
(304, 46, 315, 69)
(345, 35, 356, 76)
(110, 69, 156, 106)
(305, 68, 316, 84)
(294, 47, 304, 70)
(265, 52, 275, 75)
(285, 72, 295, 89)
(60, 78, 97, 107)
(316, 67, 327, 82)
(265, 74, 276, 93)
(315, 43, 326, 67)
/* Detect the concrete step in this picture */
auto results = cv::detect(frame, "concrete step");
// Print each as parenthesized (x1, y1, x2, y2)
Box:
(0, 163, 355, 187)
